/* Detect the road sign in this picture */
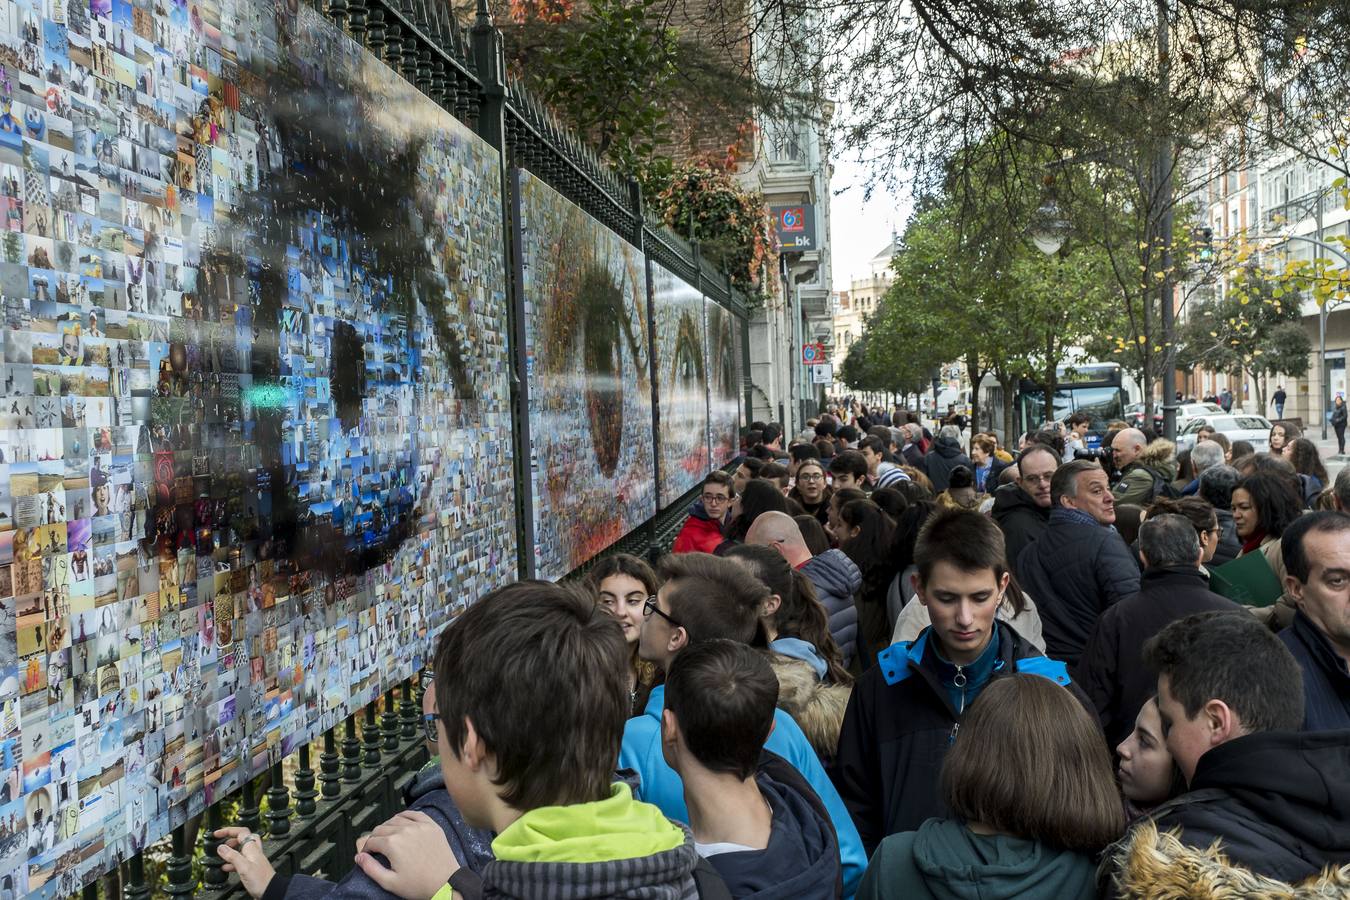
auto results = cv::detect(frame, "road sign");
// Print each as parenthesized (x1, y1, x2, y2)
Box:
(771, 204, 818, 251)
(801, 342, 826, 365)
(811, 363, 833, 384)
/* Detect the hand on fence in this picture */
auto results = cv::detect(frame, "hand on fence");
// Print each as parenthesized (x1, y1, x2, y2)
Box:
(215, 827, 277, 899)
(354, 810, 461, 899)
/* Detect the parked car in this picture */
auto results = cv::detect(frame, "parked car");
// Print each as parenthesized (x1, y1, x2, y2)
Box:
(1175, 413, 1273, 453)
(1123, 402, 1163, 433)
(1174, 402, 1227, 434)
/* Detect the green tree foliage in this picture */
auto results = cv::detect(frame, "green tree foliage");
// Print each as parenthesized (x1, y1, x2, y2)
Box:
(1176, 269, 1311, 409)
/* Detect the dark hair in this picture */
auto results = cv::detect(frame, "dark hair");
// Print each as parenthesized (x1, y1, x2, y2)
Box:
(942, 675, 1123, 853)
(829, 450, 869, 480)
(814, 416, 838, 439)
(586, 553, 657, 599)
(1230, 440, 1254, 458)
(1030, 428, 1065, 458)
(1146, 496, 1218, 537)
(665, 640, 778, 780)
(433, 581, 628, 810)
(793, 514, 830, 556)
(1234, 472, 1303, 539)
(914, 507, 1008, 584)
(893, 479, 933, 505)
(838, 424, 859, 444)
(758, 461, 789, 489)
(1174, 449, 1194, 484)
(858, 435, 887, 456)
(657, 553, 768, 646)
(829, 487, 867, 515)
(1143, 611, 1303, 732)
(789, 443, 821, 464)
(1270, 420, 1301, 444)
(1286, 437, 1328, 486)
(1067, 412, 1092, 428)
(737, 457, 765, 479)
(1113, 504, 1145, 548)
(813, 438, 836, 460)
(1017, 443, 1059, 474)
(762, 423, 783, 446)
(747, 444, 775, 460)
(1281, 510, 1350, 583)
(839, 500, 894, 570)
(1138, 513, 1201, 568)
(725, 479, 790, 542)
(722, 545, 851, 685)
(1051, 459, 1102, 507)
(869, 487, 908, 521)
(704, 470, 735, 496)
(947, 465, 975, 491)
(743, 430, 765, 451)
(1198, 464, 1239, 511)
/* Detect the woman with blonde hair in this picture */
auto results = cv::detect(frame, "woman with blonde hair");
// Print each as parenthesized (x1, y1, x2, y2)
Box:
(858, 675, 1122, 900)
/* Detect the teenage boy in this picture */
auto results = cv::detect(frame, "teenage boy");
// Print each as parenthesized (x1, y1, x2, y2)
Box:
(833, 508, 1088, 854)
(828, 450, 869, 492)
(345, 581, 711, 898)
(673, 472, 734, 554)
(663, 639, 841, 899)
(621, 552, 866, 897)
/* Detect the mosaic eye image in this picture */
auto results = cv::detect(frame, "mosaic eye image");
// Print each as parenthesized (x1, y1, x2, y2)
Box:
(0, 0, 517, 893)
(517, 170, 655, 581)
(706, 298, 739, 470)
(651, 261, 707, 508)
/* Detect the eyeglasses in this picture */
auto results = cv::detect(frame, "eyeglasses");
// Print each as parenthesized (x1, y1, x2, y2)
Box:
(1020, 473, 1054, 485)
(797, 473, 824, 482)
(701, 493, 729, 503)
(642, 595, 682, 630)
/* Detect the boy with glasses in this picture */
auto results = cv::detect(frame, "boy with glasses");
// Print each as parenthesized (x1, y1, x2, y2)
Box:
(673, 472, 735, 554)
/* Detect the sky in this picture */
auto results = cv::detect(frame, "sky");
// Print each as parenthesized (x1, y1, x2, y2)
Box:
(828, 145, 913, 293)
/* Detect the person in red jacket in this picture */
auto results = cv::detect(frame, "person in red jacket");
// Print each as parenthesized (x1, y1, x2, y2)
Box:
(672, 472, 733, 553)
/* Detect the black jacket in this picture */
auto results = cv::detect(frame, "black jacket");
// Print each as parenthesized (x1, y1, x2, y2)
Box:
(1334, 403, 1348, 428)
(990, 484, 1050, 565)
(1211, 508, 1241, 567)
(1104, 730, 1350, 888)
(921, 436, 973, 493)
(1280, 610, 1350, 732)
(1075, 566, 1243, 749)
(1015, 509, 1140, 669)
(832, 621, 1087, 855)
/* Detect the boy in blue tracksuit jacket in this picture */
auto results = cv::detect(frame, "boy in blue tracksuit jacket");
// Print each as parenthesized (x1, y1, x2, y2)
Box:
(621, 553, 866, 898)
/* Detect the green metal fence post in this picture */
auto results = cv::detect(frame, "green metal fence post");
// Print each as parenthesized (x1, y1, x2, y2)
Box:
(202, 803, 227, 888)
(320, 726, 342, 798)
(266, 759, 292, 836)
(342, 715, 362, 783)
(382, 689, 400, 751)
(294, 744, 319, 817)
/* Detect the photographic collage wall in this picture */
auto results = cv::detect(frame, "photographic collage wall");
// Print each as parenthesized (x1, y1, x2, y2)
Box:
(0, 0, 517, 894)
(650, 261, 707, 510)
(706, 299, 741, 469)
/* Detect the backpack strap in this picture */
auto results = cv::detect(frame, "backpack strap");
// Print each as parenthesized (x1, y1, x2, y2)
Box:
(692, 856, 733, 900)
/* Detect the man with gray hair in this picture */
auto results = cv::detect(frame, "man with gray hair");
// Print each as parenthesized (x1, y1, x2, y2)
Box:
(1199, 464, 1242, 565)
(1075, 513, 1241, 748)
(921, 424, 973, 493)
(1181, 439, 1226, 493)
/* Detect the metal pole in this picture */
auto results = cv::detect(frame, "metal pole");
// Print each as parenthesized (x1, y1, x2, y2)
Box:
(1157, 0, 1177, 441)
(1318, 190, 1328, 439)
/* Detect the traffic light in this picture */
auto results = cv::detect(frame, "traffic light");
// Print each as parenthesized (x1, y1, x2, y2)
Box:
(1197, 226, 1214, 263)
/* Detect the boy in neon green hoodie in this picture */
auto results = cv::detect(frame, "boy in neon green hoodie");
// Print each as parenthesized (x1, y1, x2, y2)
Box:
(353, 580, 711, 900)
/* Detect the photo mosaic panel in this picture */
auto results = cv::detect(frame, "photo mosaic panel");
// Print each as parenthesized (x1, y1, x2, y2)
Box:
(516, 170, 654, 581)
(706, 298, 739, 469)
(650, 261, 707, 509)
(0, 0, 517, 893)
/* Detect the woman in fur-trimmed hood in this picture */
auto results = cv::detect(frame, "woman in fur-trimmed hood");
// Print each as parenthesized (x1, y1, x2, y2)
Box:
(1100, 820, 1350, 899)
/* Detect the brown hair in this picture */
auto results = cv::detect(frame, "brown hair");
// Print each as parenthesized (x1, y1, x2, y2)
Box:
(433, 580, 628, 811)
(942, 675, 1123, 853)
(657, 553, 768, 646)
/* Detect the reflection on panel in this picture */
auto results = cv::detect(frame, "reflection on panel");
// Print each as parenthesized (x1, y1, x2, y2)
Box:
(706, 299, 739, 469)
(0, 0, 515, 893)
(516, 170, 654, 581)
(651, 262, 707, 508)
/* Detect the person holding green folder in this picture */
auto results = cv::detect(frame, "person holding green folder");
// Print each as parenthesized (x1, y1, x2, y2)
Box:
(1229, 473, 1302, 623)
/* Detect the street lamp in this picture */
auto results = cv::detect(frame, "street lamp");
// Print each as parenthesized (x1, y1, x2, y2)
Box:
(1029, 200, 1070, 256)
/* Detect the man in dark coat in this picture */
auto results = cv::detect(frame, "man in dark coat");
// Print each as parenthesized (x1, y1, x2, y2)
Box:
(1198, 464, 1242, 567)
(1099, 612, 1350, 893)
(833, 509, 1088, 854)
(1016, 460, 1141, 669)
(1279, 511, 1350, 731)
(1076, 513, 1242, 749)
(990, 445, 1057, 565)
(922, 425, 973, 493)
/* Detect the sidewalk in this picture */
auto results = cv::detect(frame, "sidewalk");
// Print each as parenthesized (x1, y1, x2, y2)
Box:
(1311, 434, 1348, 481)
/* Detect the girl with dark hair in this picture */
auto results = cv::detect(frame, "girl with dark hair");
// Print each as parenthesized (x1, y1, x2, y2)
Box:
(1283, 436, 1328, 496)
(858, 675, 1123, 899)
(869, 487, 909, 522)
(793, 514, 831, 556)
(1116, 697, 1186, 820)
(723, 544, 852, 686)
(838, 499, 899, 661)
(825, 487, 867, 545)
(1268, 420, 1300, 454)
(1232, 472, 1303, 628)
(586, 553, 661, 714)
(718, 479, 790, 551)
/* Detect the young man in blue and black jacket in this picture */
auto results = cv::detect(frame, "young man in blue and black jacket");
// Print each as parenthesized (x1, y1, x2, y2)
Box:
(832, 508, 1094, 854)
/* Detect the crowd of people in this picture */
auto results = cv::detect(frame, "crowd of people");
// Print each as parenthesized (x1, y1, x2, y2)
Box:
(212, 404, 1349, 900)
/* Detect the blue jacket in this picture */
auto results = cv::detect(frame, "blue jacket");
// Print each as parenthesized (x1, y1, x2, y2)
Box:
(620, 684, 865, 898)
(800, 550, 861, 668)
(265, 763, 494, 900)
(703, 769, 841, 900)
(1280, 610, 1350, 731)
